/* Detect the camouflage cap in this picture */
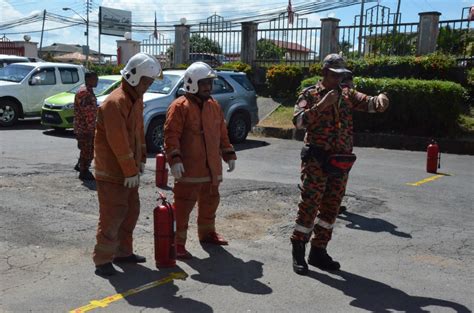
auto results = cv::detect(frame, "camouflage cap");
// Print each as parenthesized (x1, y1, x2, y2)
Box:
(322, 53, 352, 74)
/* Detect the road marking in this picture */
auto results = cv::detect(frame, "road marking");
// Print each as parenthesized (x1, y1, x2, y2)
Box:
(406, 174, 444, 186)
(69, 271, 187, 313)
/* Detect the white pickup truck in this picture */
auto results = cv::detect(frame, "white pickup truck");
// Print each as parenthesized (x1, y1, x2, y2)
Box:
(0, 62, 85, 126)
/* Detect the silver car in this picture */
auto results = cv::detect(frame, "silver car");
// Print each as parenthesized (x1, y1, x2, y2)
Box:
(97, 69, 259, 152)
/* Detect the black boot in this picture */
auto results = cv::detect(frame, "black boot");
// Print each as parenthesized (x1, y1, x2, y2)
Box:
(79, 169, 95, 181)
(291, 239, 308, 275)
(95, 262, 118, 276)
(308, 246, 341, 271)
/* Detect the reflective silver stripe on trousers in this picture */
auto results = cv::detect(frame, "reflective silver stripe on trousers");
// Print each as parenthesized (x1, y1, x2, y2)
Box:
(294, 223, 313, 234)
(315, 218, 334, 229)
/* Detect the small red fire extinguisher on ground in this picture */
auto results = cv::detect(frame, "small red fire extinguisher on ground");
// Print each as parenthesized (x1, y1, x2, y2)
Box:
(156, 152, 168, 188)
(154, 192, 176, 268)
(426, 139, 441, 174)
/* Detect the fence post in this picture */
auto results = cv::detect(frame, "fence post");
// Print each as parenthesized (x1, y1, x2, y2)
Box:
(241, 22, 257, 66)
(320, 17, 340, 59)
(174, 24, 190, 67)
(416, 11, 441, 55)
(116, 38, 140, 65)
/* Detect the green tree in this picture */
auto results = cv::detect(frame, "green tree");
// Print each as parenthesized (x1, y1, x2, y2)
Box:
(368, 31, 416, 56)
(256, 39, 285, 60)
(437, 25, 474, 56)
(190, 34, 222, 54)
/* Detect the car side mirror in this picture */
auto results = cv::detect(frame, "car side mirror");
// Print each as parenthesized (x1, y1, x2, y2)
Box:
(30, 76, 41, 85)
(176, 88, 186, 96)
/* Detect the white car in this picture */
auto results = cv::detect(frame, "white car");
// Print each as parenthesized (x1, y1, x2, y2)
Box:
(0, 54, 30, 68)
(0, 62, 85, 126)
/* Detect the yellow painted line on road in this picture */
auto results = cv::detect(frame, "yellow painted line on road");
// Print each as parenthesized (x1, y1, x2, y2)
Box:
(69, 271, 188, 313)
(406, 174, 444, 186)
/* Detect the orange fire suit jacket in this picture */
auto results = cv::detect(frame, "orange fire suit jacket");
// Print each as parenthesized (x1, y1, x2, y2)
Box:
(164, 93, 237, 185)
(94, 79, 147, 184)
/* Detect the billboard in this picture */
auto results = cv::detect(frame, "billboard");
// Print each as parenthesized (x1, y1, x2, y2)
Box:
(99, 7, 132, 37)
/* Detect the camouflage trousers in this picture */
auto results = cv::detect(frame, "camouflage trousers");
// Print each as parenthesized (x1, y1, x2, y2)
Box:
(291, 159, 348, 248)
(76, 133, 94, 171)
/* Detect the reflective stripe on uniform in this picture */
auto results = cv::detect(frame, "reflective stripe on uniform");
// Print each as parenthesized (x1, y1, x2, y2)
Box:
(117, 152, 134, 161)
(295, 223, 313, 234)
(177, 175, 222, 183)
(315, 218, 334, 229)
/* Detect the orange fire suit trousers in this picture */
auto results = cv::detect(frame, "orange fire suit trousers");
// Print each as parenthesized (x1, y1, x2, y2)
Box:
(173, 181, 220, 246)
(93, 180, 140, 266)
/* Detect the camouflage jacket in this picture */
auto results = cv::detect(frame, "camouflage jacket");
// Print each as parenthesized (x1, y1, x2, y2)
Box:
(73, 85, 97, 136)
(293, 81, 377, 154)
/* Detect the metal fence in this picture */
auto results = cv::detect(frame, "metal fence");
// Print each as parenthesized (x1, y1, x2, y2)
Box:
(256, 12, 320, 67)
(190, 14, 242, 66)
(141, 32, 174, 68)
(0, 35, 25, 56)
(140, 4, 473, 69)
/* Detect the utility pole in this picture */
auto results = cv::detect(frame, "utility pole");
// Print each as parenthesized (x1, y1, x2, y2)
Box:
(39, 10, 46, 54)
(394, 0, 402, 32)
(86, 0, 90, 65)
(357, 0, 365, 57)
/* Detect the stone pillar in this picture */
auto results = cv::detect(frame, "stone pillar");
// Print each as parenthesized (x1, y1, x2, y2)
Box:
(416, 12, 441, 55)
(319, 18, 340, 60)
(116, 39, 140, 65)
(241, 22, 257, 66)
(11, 41, 38, 58)
(174, 24, 190, 67)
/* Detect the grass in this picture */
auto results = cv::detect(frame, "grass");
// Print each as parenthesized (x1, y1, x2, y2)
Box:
(258, 105, 294, 128)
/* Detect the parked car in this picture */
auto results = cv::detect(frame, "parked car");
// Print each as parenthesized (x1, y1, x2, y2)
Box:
(0, 62, 85, 126)
(189, 53, 222, 68)
(96, 69, 259, 152)
(0, 54, 30, 68)
(41, 75, 122, 130)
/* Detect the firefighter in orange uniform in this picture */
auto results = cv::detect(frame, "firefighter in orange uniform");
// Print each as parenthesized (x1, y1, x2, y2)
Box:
(92, 53, 162, 276)
(164, 62, 237, 259)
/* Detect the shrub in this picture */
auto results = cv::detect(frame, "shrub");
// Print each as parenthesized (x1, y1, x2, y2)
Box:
(218, 61, 252, 75)
(308, 54, 465, 84)
(88, 64, 124, 76)
(299, 76, 467, 136)
(266, 64, 304, 99)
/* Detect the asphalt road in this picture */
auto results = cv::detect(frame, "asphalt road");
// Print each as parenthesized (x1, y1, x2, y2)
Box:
(1, 119, 473, 313)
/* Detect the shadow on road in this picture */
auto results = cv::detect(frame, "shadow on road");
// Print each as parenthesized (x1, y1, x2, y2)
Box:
(108, 263, 213, 312)
(186, 244, 272, 295)
(308, 269, 471, 313)
(338, 211, 412, 238)
(0, 118, 44, 130)
(42, 128, 76, 138)
(233, 139, 269, 152)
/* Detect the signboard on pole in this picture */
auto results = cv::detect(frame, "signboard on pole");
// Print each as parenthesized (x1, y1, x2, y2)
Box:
(99, 7, 132, 37)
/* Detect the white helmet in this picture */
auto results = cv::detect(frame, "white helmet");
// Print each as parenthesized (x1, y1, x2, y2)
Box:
(183, 61, 217, 94)
(120, 53, 162, 87)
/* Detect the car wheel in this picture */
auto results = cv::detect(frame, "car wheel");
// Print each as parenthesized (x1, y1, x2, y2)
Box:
(228, 112, 249, 144)
(0, 100, 19, 127)
(146, 116, 165, 153)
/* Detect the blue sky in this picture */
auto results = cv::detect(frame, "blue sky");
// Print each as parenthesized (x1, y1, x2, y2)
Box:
(1, 0, 472, 55)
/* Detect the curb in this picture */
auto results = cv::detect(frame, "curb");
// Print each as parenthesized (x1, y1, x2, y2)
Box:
(251, 126, 474, 155)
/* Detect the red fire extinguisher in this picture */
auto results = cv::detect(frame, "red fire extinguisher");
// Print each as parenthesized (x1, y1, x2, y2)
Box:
(156, 152, 168, 188)
(154, 192, 176, 268)
(426, 140, 441, 174)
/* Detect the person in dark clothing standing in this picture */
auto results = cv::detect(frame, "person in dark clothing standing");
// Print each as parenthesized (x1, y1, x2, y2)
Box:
(74, 72, 98, 181)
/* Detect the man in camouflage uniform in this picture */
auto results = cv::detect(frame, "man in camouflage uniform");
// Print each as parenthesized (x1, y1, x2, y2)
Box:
(291, 54, 389, 275)
(74, 72, 98, 181)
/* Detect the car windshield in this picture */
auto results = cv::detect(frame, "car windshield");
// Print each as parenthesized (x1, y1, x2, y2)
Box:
(147, 74, 181, 94)
(69, 78, 119, 96)
(0, 64, 33, 82)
